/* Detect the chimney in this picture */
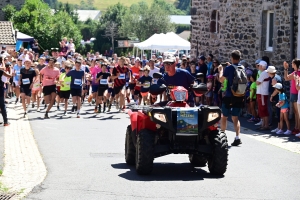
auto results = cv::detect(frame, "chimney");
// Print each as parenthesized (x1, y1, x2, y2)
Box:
(15, 29, 18, 40)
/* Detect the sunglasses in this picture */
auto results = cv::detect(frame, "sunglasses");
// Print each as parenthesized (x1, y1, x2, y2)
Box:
(124, 64, 128, 66)
(164, 62, 174, 66)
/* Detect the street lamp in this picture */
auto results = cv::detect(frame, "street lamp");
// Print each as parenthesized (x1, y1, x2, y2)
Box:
(196, 36, 199, 58)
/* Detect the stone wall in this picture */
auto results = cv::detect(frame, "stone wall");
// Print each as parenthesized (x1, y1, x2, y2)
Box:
(0, 0, 25, 21)
(190, 0, 298, 70)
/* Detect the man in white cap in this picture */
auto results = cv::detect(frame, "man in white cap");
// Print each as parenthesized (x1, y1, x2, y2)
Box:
(266, 66, 282, 129)
(256, 61, 270, 130)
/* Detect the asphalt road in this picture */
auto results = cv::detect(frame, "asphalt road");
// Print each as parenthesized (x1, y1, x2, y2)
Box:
(18, 100, 300, 200)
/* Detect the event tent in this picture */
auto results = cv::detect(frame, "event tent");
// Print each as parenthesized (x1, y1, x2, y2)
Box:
(133, 32, 190, 51)
(17, 31, 34, 42)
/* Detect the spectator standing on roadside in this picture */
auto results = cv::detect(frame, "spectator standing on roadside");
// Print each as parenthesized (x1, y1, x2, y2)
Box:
(283, 60, 300, 135)
(256, 61, 270, 130)
(207, 54, 213, 75)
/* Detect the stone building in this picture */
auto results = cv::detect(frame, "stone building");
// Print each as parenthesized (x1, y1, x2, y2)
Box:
(190, 0, 300, 68)
(0, 0, 25, 21)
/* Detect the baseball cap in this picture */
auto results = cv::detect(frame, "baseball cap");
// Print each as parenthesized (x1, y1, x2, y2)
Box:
(255, 59, 262, 65)
(273, 83, 283, 90)
(75, 59, 82, 64)
(199, 55, 206, 61)
(258, 61, 267, 68)
(135, 57, 141, 61)
(163, 55, 176, 63)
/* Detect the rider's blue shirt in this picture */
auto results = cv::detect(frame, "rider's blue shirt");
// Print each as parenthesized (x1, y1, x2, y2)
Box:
(163, 68, 195, 90)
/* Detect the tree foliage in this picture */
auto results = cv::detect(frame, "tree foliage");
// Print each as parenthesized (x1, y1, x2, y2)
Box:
(175, 0, 190, 15)
(120, 1, 176, 41)
(153, 0, 185, 15)
(2, 0, 82, 51)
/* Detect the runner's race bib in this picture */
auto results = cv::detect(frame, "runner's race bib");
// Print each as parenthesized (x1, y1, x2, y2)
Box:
(144, 82, 150, 88)
(22, 78, 30, 85)
(118, 73, 125, 79)
(74, 79, 81, 85)
(33, 83, 40, 88)
(152, 79, 158, 84)
(100, 79, 108, 85)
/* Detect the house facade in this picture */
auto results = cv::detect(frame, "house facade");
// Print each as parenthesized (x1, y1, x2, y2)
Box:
(190, 0, 299, 68)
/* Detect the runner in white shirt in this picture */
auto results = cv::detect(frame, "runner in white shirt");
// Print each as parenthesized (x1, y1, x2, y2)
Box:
(18, 49, 30, 65)
(148, 58, 160, 78)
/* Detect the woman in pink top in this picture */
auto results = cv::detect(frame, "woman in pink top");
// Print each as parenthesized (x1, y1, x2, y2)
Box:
(283, 60, 300, 134)
(40, 57, 60, 119)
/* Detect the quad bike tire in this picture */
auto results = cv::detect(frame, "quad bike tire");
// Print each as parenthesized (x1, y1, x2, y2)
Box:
(125, 125, 136, 165)
(135, 129, 155, 175)
(207, 130, 228, 175)
(188, 154, 207, 167)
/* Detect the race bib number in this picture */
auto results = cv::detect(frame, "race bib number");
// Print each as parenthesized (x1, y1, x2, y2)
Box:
(152, 79, 158, 84)
(144, 82, 150, 88)
(118, 73, 125, 79)
(33, 83, 40, 88)
(22, 78, 30, 85)
(108, 82, 113, 88)
(74, 79, 81, 85)
(65, 81, 71, 86)
(100, 79, 108, 85)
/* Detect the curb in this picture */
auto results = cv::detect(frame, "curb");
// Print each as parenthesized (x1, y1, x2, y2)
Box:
(227, 121, 300, 154)
(0, 104, 47, 199)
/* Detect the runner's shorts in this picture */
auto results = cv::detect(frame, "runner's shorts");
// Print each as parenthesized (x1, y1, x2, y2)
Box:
(114, 85, 125, 95)
(221, 96, 243, 117)
(129, 83, 136, 90)
(20, 87, 32, 97)
(107, 88, 115, 97)
(134, 90, 142, 98)
(92, 85, 99, 93)
(98, 86, 108, 96)
(71, 88, 82, 97)
(59, 90, 71, 99)
(13, 81, 19, 87)
(43, 85, 56, 96)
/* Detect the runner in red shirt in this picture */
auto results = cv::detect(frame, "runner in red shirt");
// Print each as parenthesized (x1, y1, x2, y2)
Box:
(129, 58, 141, 102)
(111, 56, 129, 112)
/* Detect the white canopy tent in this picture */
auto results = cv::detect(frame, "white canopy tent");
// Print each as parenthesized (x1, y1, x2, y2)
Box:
(133, 32, 190, 54)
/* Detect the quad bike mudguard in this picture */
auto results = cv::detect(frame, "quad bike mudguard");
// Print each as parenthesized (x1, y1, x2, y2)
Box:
(128, 110, 156, 134)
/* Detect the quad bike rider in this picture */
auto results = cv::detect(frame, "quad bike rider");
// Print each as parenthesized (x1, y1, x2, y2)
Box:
(125, 56, 228, 175)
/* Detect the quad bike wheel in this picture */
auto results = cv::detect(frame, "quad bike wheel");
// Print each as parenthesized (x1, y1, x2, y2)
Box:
(125, 125, 135, 165)
(188, 154, 207, 167)
(135, 129, 155, 175)
(207, 130, 228, 175)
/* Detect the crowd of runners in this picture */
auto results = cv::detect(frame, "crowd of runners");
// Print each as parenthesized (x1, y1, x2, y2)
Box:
(1, 37, 300, 145)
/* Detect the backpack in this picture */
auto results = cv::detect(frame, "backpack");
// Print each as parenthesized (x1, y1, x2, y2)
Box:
(231, 64, 248, 97)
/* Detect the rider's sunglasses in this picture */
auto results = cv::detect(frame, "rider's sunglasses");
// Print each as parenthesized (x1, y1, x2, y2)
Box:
(164, 62, 174, 66)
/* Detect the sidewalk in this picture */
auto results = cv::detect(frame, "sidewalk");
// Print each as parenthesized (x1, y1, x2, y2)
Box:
(0, 101, 47, 199)
(228, 115, 300, 154)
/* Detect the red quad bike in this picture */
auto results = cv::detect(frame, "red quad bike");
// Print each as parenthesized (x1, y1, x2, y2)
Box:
(125, 73, 228, 175)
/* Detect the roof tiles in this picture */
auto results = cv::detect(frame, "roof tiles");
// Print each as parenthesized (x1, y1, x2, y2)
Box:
(0, 21, 16, 45)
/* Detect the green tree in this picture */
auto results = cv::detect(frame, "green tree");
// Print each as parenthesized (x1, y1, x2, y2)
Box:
(154, 0, 185, 15)
(175, 0, 190, 14)
(1, 4, 16, 21)
(99, 2, 127, 28)
(2, 0, 82, 51)
(120, 1, 175, 41)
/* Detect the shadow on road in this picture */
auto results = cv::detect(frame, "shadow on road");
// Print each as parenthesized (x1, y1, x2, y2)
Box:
(111, 163, 224, 181)
(98, 115, 120, 120)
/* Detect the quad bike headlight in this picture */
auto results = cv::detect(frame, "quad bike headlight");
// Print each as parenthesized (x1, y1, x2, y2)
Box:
(154, 113, 167, 123)
(207, 112, 219, 122)
(174, 91, 187, 101)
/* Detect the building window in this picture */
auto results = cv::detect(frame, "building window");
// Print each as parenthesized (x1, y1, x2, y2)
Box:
(210, 10, 220, 33)
(266, 11, 274, 51)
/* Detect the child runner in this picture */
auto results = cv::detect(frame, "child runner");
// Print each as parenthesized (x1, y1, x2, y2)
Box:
(59, 62, 72, 116)
(31, 62, 42, 112)
(273, 83, 291, 135)
(95, 63, 111, 113)
(137, 66, 152, 105)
